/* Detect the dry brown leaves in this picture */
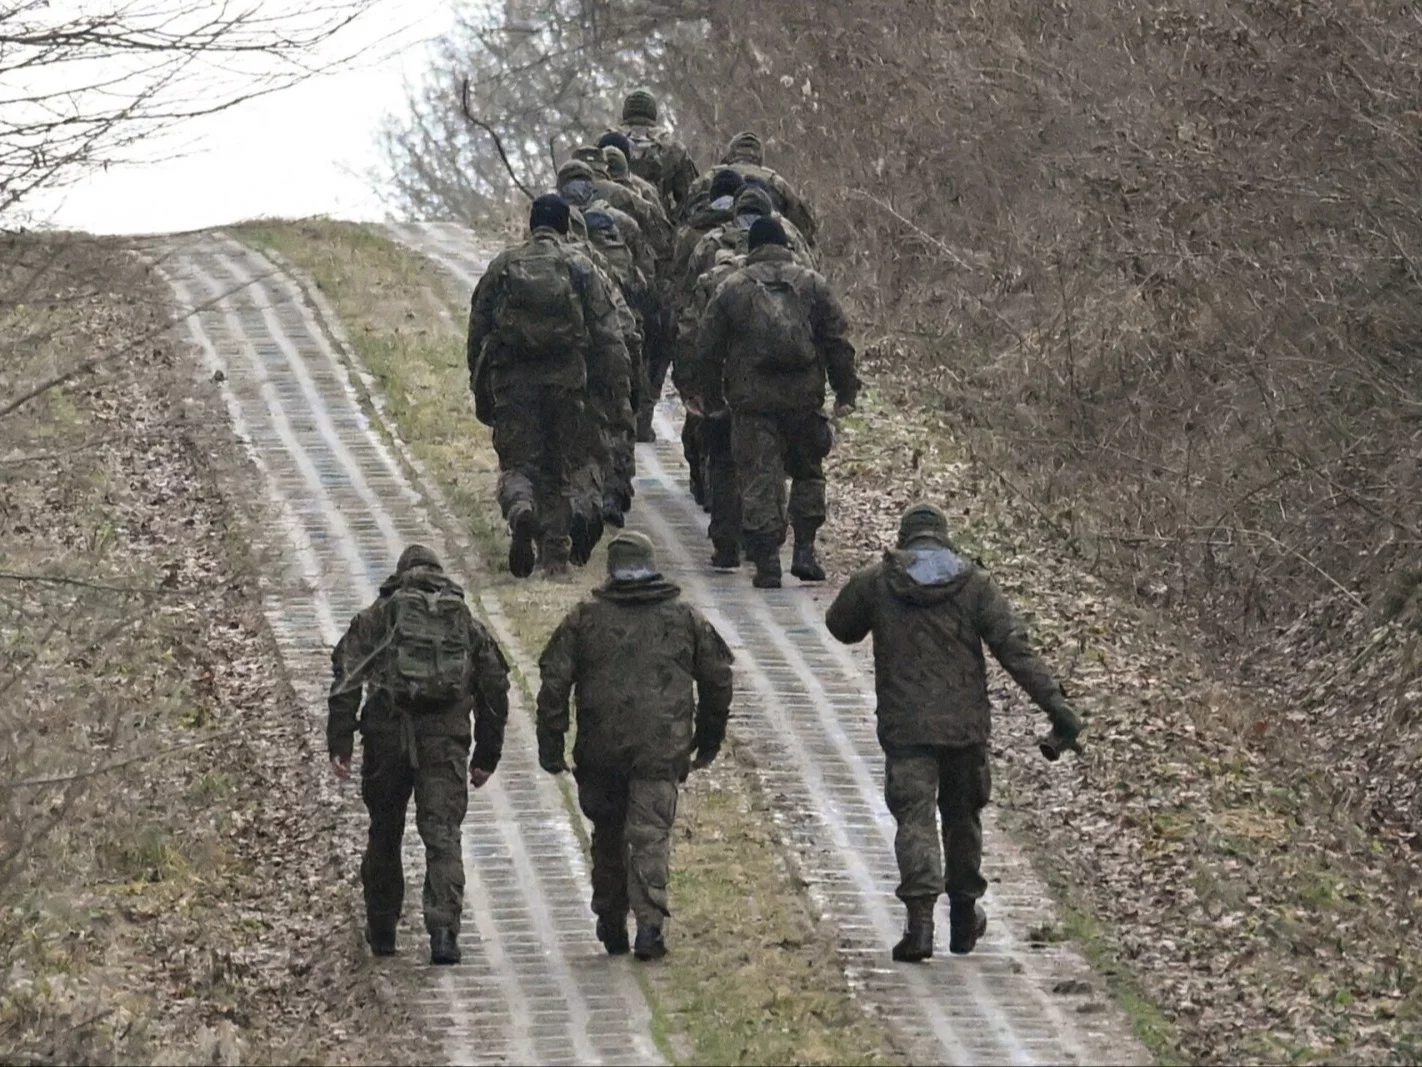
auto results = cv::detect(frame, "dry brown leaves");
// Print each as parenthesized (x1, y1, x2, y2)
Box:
(816, 357, 1422, 1065)
(0, 236, 430, 1067)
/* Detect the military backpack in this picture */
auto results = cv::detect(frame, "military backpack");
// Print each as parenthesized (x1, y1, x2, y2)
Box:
(380, 575, 473, 709)
(494, 243, 587, 361)
(744, 274, 817, 372)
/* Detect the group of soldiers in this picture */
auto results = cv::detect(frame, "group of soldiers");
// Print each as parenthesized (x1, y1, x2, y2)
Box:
(466, 87, 858, 588)
(325, 89, 1085, 973)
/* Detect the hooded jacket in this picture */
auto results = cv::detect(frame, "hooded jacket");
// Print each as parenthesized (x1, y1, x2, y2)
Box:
(327, 564, 511, 769)
(695, 244, 859, 413)
(535, 577, 734, 780)
(825, 543, 1068, 749)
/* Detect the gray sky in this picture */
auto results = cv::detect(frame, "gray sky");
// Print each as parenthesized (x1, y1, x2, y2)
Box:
(26, 2, 455, 235)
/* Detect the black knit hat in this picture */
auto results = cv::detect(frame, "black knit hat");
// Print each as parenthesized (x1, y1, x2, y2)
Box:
(530, 194, 571, 234)
(709, 168, 745, 200)
(748, 216, 789, 251)
(598, 131, 633, 160)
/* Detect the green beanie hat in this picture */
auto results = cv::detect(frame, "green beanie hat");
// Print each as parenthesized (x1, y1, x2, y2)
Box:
(603, 145, 630, 179)
(396, 543, 442, 572)
(723, 131, 764, 165)
(897, 503, 951, 548)
(622, 88, 659, 124)
(606, 531, 658, 580)
(557, 158, 597, 184)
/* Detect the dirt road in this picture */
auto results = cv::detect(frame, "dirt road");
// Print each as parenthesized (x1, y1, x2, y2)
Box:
(159, 222, 1150, 1066)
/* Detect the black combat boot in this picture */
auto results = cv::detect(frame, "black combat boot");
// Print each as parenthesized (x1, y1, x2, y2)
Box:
(570, 510, 604, 566)
(429, 928, 461, 966)
(747, 536, 782, 589)
(602, 490, 628, 529)
(636, 404, 656, 443)
(508, 502, 536, 579)
(633, 925, 667, 962)
(710, 540, 741, 570)
(891, 898, 936, 963)
(790, 540, 825, 582)
(596, 915, 631, 956)
(366, 918, 397, 957)
(948, 895, 988, 956)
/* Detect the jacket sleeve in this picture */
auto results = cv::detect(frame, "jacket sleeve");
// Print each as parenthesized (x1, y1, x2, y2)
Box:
(535, 608, 580, 748)
(975, 572, 1068, 717)
(577, 261, 631, 404)
(469, 618, 511, 772)
(465, 257, 502, 383)
(690, 607, 734, 751)
(327, 602, 382, 759)
(825, 567, 876, 645)
(695, 292, 730, 408)
(812, 278, 860, 407)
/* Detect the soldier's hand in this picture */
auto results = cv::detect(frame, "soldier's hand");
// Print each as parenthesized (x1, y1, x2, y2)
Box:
(691, 744, 719, 770)
(330, 755, 352, 780)
(832, 400, 856, 419)
(470, 766, 493, 789)
(683, 394, 704, 416)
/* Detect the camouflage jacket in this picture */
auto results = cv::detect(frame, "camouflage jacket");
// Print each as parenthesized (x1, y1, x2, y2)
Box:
(327, 565, 511, 769)
(613, 122, 700, 216)
(683, 163, 816, 243)
(536, 577, 734, 780)
(466, 228, 629, 412)
(695, 244, 860, 413)
(680, 215, 814, 308)
(825, 545, 1069, 750)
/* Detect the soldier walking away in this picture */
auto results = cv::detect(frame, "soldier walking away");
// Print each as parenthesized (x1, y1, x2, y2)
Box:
(694, 217, 860, 589)
(467, 194, 630, 579)
(824, 505, 1084, 961)
(328, 544, 511, 965)
(609, 87, 700, 219)
(535, 532, 734, 961)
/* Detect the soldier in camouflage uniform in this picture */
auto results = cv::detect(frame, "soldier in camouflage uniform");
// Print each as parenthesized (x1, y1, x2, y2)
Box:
(695, 217, 860, 588)
(536, 532, 734, 960)
(681, 132, 817, 246)
(608, 87, 700, 219)
(467, 195, 630, 579)
(328, 544, 511, 965)
(825, 504, 1084, 960)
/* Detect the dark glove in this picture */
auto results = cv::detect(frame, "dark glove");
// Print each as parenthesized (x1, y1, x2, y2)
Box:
(537, 729, 568, 775)
(690, 744, 720, 771)
(1040, 698, 1084, 762)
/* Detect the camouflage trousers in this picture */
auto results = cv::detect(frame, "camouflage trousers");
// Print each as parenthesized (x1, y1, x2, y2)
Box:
(360, 732, 470, 933)
(574, 768, 679, 929)
(701, 411, 741, 550)
(884, 744, 991, 903)
(492, 383, 586, 561)
(730, 408, 831, 545)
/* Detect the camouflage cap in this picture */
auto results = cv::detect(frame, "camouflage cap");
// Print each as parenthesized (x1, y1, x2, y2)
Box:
(558, 158, 597, 184)
(723, 131, 764, 164)
(602, 145, 630, 179)
(622, 87, 658, 124)
(571, 145, 610, 177)
(734, 185, 775, 218)
(606, 531, 658, 581)
(897, 503, 951, 548)
(396, 543, 442, 572)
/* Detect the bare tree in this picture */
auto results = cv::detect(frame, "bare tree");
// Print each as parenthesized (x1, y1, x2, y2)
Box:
(0, 0, 384, 218)
(379, 0, 712, 224)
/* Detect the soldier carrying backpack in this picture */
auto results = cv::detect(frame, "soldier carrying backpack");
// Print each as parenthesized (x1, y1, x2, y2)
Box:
(693, 218, 860, 589)
(467, 195, 631, 579)
(328, 544, 511, 966)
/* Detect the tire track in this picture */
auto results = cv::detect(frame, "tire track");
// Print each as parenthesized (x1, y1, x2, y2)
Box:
(390, 221, 1153, 1066)
(158, 233, 665, 1067)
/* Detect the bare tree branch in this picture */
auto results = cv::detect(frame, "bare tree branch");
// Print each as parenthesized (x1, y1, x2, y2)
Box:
(457, 74, 537, 201)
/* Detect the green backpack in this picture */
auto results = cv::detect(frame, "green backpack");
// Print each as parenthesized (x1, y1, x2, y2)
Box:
(380, 577, 472, 708)
(495, 244, 587, 360)
(744, 274, 817, 372)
